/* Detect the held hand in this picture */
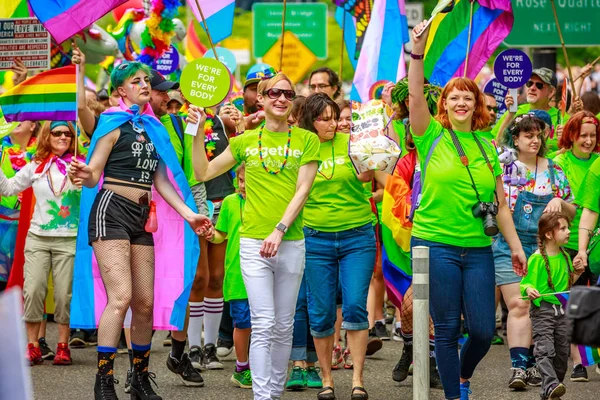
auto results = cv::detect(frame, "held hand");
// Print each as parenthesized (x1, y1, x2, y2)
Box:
(68, 159, 92, 181)
(573, 251, 588, 269)
(412, 20, 430, 51)
(526, 287, 541, 300)
(504, 93, 515, 110)
(11, 58, 28, 86)
(381, 82, 395, 106)
(260, 229, 284, 258)
(187, 105, 207, 131)
(187, 213, 213, 236)
(580, 64, 593, 79)
(572, 97, 584, 113)
(544, 197, 563, 214)
(70, 177, 84, 189)
(556, 124, 563, 141)
(71, 43, 86, 67)
(511, 249, 528, 277)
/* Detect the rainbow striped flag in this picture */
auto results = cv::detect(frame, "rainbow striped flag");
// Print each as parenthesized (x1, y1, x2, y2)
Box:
(578, 345, 600, 367)
(423, 0, 514, 87)
(0, 0, 29, 18)
(0, 65, 76, 122)
(554, 292, 569, 308)
(185, 20, 208, 62)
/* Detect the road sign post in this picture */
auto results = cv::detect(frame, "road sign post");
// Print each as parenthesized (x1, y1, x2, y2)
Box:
(252, 2, 327, 59)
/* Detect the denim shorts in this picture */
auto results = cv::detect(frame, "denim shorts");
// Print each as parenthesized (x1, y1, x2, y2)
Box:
(229, 299, 251, 329)
(492, 234, 538, 286)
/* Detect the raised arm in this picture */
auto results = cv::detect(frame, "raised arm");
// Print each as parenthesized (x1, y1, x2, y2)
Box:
(72, 46, 96, 135)
(260, 161, 319, 258)
(0, 162, 34, 196)
(189, 106, 237, 181)
(408, 21, 431, 136)
(69, 129, 119, 187)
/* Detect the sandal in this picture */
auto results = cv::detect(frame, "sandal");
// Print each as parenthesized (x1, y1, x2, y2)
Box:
(317, 385, 336, 400)
(351, 386, 369, 400)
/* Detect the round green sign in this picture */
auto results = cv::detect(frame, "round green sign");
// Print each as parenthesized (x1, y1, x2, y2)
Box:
(180, 58, 232, 108)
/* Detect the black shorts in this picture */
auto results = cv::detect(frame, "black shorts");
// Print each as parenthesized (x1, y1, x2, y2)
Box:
(88, 189, 154, 246)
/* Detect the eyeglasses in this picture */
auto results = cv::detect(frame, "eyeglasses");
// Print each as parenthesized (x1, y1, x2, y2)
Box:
(264, 88, 295, 101)
(50, 130, 73, 138)
(525, 81, 545, 90)
(486, 106, 498, 113)
(309, 84, 331, 92)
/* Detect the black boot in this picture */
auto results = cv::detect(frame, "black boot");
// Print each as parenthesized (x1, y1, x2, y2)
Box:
(94, 374, 120, 400)
(392, 343, 412, 382)
(130, 347, 161, 400)
(429, 349, 443, 389)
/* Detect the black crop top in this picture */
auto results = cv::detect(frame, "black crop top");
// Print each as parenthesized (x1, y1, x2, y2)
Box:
(104, 122, 159, 186)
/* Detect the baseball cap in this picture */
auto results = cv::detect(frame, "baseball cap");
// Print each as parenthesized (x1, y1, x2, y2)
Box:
(97, 88, 109, 101)
(531, 68, 558, 88)
(529, 109, 553, 130)
(244, 63, 276, 88)
(150, 69, 180, 92)
(168, 91, 185, 105)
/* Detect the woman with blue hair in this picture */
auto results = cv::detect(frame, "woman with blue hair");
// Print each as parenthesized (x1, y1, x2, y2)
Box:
(69, 62, 213, 400)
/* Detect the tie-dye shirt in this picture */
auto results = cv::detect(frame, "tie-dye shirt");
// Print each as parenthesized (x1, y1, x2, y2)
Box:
(503, 158, 573, 212)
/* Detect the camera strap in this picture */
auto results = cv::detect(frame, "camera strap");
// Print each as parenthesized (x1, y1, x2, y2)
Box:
(448, 129, 500, 205)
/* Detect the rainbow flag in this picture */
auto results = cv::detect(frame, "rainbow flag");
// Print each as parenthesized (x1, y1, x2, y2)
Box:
(578, 345, 600, 367)
(185, 20, 208, 62)
(554, 292, 569, 308)
(28, 0, 128, 44)
(0, 65, 76, 122)
(423, 0, 514, 87)
(0, 0, 29, 18)
(381, 152, 416, 307)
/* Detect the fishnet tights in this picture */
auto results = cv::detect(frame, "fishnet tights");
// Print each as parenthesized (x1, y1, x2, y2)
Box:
(399, 286, 435, 336)
(103, 182, 151, 203)
(94, 240, 155, 347)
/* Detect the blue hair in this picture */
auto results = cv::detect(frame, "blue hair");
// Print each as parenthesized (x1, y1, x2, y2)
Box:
(110, 61, 152, 90)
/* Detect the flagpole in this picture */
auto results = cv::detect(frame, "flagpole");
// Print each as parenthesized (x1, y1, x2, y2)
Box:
(340, 12, 346, 81)
(549, 0, 577, 96)
(193, 0, 218, 61)
(463, 0, 475, 77)
(279, 0, 288, 71)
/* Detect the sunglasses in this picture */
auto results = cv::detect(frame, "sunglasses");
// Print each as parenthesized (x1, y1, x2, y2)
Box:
(526, 81, 545, 90)
(264, 88, 295, 101)
(486, 106, 498, 113)
(50, 130, 73, 138)
(309, 84, 331, 91)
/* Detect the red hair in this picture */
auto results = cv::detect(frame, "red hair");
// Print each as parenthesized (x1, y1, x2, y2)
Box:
(35, 121, 77, 161)
(435, 77, 490, 131)
(559, 110, 600, 152)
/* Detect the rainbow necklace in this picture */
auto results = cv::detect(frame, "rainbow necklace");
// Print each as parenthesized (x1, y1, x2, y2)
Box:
(204, 110, 217, 160)
(258, 125, 292, 175)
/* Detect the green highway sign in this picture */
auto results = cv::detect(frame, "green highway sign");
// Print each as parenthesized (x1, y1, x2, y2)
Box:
(252, 2, 327, 59)
(504, 0, 600, 47)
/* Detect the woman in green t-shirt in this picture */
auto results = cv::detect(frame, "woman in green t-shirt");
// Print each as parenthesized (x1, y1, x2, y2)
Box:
(409, 22, 527, 400)
(191, 73, 320, 400)
(298, 93, 376, 400)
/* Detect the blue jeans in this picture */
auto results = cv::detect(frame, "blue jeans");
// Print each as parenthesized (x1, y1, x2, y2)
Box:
(304, 223, 376, 338)
(412, 237, 496, 399)
(290, 273, 317, 362)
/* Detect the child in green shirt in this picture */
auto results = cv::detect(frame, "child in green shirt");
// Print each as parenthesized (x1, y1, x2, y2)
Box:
(210, 164, 252, 389)
(521, 212, 584, 400)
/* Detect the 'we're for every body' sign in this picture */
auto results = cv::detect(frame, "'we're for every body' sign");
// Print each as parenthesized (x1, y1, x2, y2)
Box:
(180, 58, 232, 107)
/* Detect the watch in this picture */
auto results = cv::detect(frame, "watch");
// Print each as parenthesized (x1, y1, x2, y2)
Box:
(276, 222, 288, 234)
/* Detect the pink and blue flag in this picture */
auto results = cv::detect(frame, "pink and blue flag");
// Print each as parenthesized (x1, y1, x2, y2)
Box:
(188, 0, 235, 44)
(28, 0, 128, 44)
(335, 7, 357, 70)
(351, 0, 409, 102)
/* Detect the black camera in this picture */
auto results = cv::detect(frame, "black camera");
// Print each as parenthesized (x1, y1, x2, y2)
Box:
(472, 202, 499, 237)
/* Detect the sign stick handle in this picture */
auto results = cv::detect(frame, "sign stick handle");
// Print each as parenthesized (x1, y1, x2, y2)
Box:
(339, 12, 345, 82)
(549, 0, 577, 96)
(74, 66, 78, 160)
(279, 0, 288, 71)
(193, 0, 218, 61)
(463, 0, 475, 78)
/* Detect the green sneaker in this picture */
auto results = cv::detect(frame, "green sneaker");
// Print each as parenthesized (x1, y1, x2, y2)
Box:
(305, 366, 323, 389)
(285, 366, 306, 391)
(231, 369, 252, 389)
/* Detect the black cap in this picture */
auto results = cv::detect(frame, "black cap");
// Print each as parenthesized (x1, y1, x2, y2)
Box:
(150, 70, 179, 92)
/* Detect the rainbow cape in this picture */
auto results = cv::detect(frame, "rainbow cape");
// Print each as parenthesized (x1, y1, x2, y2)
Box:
(70, 100, 200, 331)
(423, 0, 514, 87)
(578, 345, 600, 367)
(381, 151, 416, 307)
(0, 65, 76, 122)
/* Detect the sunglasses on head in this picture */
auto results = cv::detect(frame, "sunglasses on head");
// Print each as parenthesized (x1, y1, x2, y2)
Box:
(526, 81, 545, 90)
(50, 130, 73, 138)
(264, 88, 295, 101)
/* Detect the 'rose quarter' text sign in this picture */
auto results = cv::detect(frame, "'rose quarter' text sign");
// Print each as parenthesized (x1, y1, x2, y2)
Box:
(0, 18, 50, 71)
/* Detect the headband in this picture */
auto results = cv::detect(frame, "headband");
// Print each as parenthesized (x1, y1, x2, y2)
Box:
(582, 116, 599, 126)
(50, 121, 70, 130)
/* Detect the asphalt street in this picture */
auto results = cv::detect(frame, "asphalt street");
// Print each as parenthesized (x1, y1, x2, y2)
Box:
(30, 323, 600, 400)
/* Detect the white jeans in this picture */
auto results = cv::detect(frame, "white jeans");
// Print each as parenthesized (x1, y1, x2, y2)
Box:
(240, 238, 305, 400)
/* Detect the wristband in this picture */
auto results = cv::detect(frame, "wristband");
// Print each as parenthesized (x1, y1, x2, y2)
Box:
(410, 53, 425, 60)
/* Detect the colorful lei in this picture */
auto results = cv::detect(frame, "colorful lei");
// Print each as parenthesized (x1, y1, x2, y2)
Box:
(204, 109, 217, 160)
(137, 0, 179, 66)
(1, 135, 36, 173)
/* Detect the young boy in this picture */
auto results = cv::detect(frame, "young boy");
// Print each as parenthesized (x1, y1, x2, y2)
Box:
(209, 163, 252, 388)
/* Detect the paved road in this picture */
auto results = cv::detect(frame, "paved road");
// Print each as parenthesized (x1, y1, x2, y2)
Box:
(32, 323, 600, 399)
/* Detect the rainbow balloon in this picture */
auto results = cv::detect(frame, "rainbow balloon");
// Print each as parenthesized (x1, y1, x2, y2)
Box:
(369, 80, 390, 100)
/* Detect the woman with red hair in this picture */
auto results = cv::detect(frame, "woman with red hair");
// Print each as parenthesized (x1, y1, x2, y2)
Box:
(553, 111, 600, 381)
(409, 21, 526, 400)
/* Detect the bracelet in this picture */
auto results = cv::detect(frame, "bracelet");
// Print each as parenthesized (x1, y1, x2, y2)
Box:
(410, 53, 425, 60)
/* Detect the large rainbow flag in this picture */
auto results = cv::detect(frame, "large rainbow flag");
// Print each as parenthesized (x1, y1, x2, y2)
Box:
(578, 345, 600, 367)
(0, 65, 76, 122)
(423, 0, 514, 87)
(381, 151, 417, 307)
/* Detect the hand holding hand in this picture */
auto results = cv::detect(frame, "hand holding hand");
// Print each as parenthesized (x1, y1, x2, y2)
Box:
(573, 251, 588, 269)
(187, 213, 213, 236)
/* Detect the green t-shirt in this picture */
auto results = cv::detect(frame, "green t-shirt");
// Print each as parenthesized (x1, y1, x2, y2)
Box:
(492, 104, 568, 153)
(576, 157, 600, 214)
(160, 114, 199, 187)
(411, 118, 502, 247)
(476, 128, 496, 143)
(554, 151, 600, 250)
(304, 134, 372, 232)
(215, 193, 245, 301)
(229, 125, 320, 240)
(392, 120, 407, 158)
(520, 251, 573, 307)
